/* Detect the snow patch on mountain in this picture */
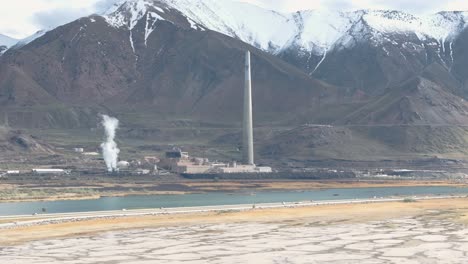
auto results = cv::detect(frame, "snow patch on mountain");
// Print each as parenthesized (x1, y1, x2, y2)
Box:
(364, 10, 468, 41)
(145, 12, 164, 45)
(11, 30, 48, 50)
(291, 10, 361, 54)
(104, 0, 158, 29)
(167, 0, 295, 51)
(104, 0, 169, 53)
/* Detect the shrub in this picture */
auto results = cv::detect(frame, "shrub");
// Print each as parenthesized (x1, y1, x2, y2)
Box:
(403, 198, 417, 203)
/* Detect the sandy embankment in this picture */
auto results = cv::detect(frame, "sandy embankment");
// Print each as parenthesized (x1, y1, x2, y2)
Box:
(1, 197, 468, 246)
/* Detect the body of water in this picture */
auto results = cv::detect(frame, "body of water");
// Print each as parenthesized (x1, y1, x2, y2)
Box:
(0, 186, 467, 216)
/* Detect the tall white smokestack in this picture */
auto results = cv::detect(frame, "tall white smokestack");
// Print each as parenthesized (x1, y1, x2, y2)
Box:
(100, 115, 120, 172)
(243, 51, 254, 165)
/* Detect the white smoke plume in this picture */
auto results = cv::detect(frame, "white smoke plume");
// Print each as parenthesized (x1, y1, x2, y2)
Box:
(100, 115, 120, 172)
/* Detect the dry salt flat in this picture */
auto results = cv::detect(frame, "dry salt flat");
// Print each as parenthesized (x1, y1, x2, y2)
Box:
(1, 214, 468, 263)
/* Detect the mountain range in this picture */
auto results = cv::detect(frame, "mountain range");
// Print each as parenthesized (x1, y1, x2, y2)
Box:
(1, 0, 468, 164)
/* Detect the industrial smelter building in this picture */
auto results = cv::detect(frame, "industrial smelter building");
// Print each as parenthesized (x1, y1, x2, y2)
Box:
(161, 51, 272, 174)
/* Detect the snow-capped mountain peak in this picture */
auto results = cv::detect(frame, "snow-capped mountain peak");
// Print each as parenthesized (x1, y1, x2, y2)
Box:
(104, 0, 165, 30)
(100, 0, 468, 57)
(6, 0, 468, 61)
(102, 0, 296, 52)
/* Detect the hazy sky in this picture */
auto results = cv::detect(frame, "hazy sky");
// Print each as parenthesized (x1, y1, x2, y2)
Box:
(2, 0, 468, 39)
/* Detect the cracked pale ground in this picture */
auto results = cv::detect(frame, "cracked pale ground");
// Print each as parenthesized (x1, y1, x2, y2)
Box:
(1, 213, 468, 263)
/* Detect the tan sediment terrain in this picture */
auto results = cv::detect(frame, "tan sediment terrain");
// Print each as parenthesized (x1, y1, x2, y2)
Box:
(1, 198, 468, 245)
(2, 198, 468, 263)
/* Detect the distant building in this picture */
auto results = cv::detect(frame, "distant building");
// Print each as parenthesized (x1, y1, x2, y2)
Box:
(73, 148, 84, 153)
(117, 161, 130, 169)
(144, 156, 160, 164)
(165, 151, 182, 159)
(135, 169, 151, 175)
(256, 167, 273, 173)
(83, 152, 100, 156)
(32, 169, 69, 175)
(219, 165, 272, 174)
(165, 150, 189, 159)
(160, 151, 271, 174)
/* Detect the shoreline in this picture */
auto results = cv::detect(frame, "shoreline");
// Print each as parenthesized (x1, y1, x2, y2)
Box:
(0, 191, 190, 203)
(1, 179, 467, 203)
(1, 196, 468, 246)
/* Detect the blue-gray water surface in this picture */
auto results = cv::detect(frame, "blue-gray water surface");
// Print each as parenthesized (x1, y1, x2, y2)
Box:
(0, 186, 467, 216)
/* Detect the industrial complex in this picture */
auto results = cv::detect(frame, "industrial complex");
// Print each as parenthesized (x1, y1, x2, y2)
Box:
(0, 51, 272, 177)
(159, 149, 272, 174)
(158, 51, 272, 175)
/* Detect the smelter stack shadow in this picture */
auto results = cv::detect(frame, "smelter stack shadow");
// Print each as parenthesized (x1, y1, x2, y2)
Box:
(243, 50, 254, 165)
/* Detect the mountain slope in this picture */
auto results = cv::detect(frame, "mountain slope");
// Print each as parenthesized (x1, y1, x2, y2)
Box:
(0, 126, 55, 155)
(6, 1, 468, 89)
(2, 0, 468, 162)
(0, 5, 338, 128)
(278, 11, 468, 95)
(7, 0, 468, 93)
(97, 0, 468, 96)
(337, 76, 468, 125)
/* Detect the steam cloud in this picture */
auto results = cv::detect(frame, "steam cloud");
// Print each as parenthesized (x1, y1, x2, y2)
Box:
(100, 115, 120, 172)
